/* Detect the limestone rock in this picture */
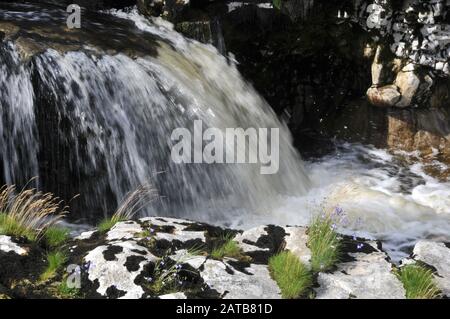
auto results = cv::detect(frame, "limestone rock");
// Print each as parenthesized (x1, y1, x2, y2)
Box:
(0, 235, 27, 256)
(84, 240, 158, 299)
(106, 221, 143, 241)
(159, 292, 187, 299)
(412, 241, 450, 297)
(315, 244, 405, 299)
(235, 226, 270, 254)
(199, 258, 281, 299)
(283, 226, 311, 266)
(75, 230, 97, 241)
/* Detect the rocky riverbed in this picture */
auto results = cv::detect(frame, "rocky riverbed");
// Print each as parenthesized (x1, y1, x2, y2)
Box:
(0, 216, 449, 299)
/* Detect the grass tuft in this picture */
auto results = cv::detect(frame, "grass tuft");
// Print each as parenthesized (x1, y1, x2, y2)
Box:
(44, 226, 70, 248)
(0, 184, 67, 242)
(211, 234, 248, 261)
(57, 279, 81, 299)
(396, 264, 441, 299)
(308, 213, 342, 273)
(269, 251, 312, 299)
(98, 184, 158, 233)
(40, 251, 68, 281)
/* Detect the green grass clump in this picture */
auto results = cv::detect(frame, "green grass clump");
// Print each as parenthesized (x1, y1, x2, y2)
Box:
(57, 279, 81, 299)
(308, 214, 342, 273)
(269, 251, 312, 299)
(396, 264, 441, 299)
(0, 213, 37, 241)
(44, 226, 70, 248)
(97, 184, 159, 233)
(211, 234, 247, 261)
(40, 251, 68, 281)
(98, 215, 123, 233)
(0, 184, 67, 242)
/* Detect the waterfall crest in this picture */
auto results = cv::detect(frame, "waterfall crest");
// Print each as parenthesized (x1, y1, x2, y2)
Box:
(0, 4, 310, 222)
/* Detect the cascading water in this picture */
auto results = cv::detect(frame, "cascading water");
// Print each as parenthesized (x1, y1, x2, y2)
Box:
(0, 3, 309, 223)
(0, 4, 449, 261)
(0, 42, 39, 187)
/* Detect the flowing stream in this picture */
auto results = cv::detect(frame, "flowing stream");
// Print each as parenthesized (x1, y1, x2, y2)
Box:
(0, 4, 449, 260)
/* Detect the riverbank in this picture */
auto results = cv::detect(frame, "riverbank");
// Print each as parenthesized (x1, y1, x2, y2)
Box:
(1, 215, 449, 299)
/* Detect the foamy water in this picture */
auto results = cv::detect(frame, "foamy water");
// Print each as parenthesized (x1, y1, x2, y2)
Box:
(107, 8, 450, 261)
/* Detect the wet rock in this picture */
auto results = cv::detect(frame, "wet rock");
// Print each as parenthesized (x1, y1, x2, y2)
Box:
(315, 244, 405, 299)
(84, 240, 158, 299)
(412, 241, 450, 297)
(394, 64, 421, 107)
(0, 235, 27, 256)
(199, 258, 281, 299)
(137, 0, 190, 21)
(137, 0, 165, 17)
(367, 85, 402, 107)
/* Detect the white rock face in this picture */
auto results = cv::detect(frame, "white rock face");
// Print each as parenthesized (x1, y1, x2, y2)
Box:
(74, 230, 97, 241)
(283, 226, 311, 266)
(200, 258, 281, 299)
(155, 230, 205, 243)
(106, 221, 143, 241)
(235, 226, 270, 253)
(159, 292, 187, 299)
(141, 217, 206, 243)
(413, 241, 450, 297)
(84, 240, 158, 299)
(315, 251, 405, 299)
(0, 235, 27, 256)
(170, 249, 207, 269)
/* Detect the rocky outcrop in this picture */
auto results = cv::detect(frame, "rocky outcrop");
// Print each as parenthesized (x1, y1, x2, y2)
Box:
(315, 241, 406, 299)
(1, 216, 449, 299)
(408, 240, 450, 296)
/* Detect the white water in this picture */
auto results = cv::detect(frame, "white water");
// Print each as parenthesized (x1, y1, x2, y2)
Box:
(0, 6, 449, 261)
(112, 9, 450, 261)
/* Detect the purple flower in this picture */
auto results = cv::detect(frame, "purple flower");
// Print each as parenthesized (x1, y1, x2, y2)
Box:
(357, 243, 364, 250)
(334, 206, 344, 216)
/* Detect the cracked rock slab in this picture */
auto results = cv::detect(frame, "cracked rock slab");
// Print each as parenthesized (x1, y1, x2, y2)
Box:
(199, 259, 281, 299)
(0, 235, 27, 256)
(315, 251, 405, 299)
(235, 226, 270, 253)
(140, 217, 206, 243)
(106, 221, 143, 241)
(84, 240, 158, 299)
(413, 241, 450, 297)
(170, 249, 207, 269)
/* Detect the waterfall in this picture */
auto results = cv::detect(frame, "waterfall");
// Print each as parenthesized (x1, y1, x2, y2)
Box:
(0, 42, 39, 187)
(0, 5, 310, 223)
